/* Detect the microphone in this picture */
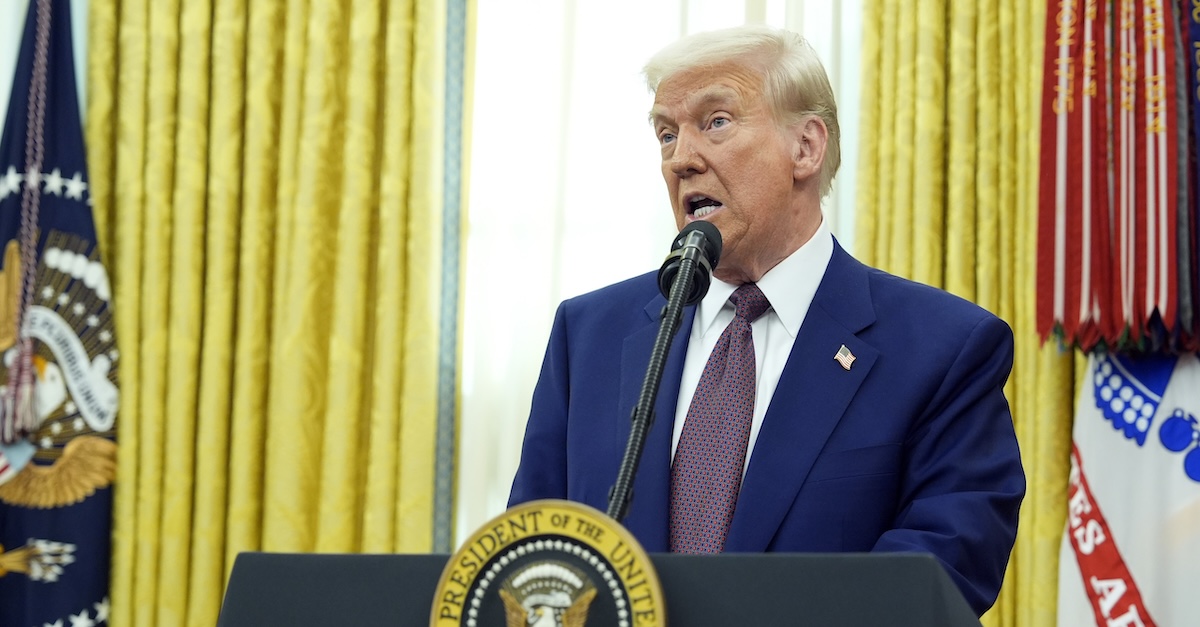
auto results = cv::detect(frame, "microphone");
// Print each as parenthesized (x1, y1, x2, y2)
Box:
(657, 220, 722, 305)
(607, 221, 722, 523)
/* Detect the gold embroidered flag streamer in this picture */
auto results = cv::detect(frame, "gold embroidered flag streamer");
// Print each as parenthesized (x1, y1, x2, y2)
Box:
(1039, 0, 1118, 349)
(1121, 0, 1180, 344)
(1084, 0, 1117, 349)
(1038, 0, 1190, 354)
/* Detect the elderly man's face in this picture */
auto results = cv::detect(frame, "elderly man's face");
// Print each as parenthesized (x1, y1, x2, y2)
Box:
(651, 63, 820, 283)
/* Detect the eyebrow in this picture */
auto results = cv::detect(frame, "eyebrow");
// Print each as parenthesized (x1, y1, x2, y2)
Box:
(649, 85, 742, 126)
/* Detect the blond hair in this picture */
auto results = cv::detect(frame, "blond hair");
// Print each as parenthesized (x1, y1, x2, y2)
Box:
(644, 25, 841, 197)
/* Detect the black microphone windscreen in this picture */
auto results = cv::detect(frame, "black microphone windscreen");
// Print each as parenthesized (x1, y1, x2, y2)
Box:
(674, 220, 722, 269)
(659, 221, 723, 304)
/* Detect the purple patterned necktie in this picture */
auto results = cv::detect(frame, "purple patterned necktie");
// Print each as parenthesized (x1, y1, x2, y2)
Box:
(670, 283, 771, 553)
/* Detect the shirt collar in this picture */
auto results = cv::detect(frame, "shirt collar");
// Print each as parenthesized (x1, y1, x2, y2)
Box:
(693, 217, 834, 339)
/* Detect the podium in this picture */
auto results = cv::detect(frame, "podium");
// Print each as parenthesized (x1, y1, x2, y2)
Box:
(217, 552, 980, 626)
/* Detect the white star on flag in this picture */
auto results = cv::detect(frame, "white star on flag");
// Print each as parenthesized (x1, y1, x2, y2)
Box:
(68, 610, 95, 627)
(63, 171, 87, 200)
(43, 167, 65, 195)
(1, 165, 23, 196)
(93, 598, 110, 622)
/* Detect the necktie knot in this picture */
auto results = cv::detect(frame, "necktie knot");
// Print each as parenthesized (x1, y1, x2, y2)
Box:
(730, 283, 770, 323)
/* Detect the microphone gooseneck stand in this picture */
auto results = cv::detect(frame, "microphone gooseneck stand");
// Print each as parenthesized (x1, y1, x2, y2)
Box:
(606, 252, 701, 523)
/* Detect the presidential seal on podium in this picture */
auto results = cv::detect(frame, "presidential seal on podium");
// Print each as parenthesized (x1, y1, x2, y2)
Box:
(430, 500, 665, 627)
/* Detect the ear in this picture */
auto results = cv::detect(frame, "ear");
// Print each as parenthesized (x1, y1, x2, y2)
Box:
(790, 116, 828, 183)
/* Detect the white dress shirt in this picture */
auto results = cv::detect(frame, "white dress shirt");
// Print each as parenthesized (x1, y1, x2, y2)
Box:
(670, 218, 834, 473)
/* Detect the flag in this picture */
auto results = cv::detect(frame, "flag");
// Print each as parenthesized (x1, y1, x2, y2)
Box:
(1057, 352, 1200, 626)
(1036, 0, 1198, 353)
(0, 1, 118, 626)
(1037, 0, 1118, 351)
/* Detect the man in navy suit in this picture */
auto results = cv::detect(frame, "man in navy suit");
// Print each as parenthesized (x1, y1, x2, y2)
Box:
(508, 25, 1024, 616)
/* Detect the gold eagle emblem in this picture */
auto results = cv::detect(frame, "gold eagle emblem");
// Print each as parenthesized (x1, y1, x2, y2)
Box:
(0, 435, 116, 507)
(0, 235, 119, 507)
(499, 562, 597, 627)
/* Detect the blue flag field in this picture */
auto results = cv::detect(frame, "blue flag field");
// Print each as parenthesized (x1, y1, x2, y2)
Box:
(0, 1, 119, 625)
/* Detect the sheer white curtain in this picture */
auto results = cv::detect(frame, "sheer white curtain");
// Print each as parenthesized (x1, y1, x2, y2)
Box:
(457, 0, 863, 543)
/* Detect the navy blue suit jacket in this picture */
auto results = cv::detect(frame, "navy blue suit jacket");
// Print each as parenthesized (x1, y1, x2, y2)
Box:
(508, 241, 1025, 615)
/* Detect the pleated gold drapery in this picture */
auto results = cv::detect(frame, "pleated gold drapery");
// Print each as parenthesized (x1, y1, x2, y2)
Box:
(83, 1, 473, 625)
(856, 1, 1073, 625)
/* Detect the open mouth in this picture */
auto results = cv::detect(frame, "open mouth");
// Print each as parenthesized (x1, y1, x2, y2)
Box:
(686, 194, 724, 219)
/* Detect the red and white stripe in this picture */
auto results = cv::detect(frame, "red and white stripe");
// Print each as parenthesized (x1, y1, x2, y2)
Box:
(1038, 0, 1183, 350)
(1039, 0, 1116, 347)
(1064, 445, 1157, 626)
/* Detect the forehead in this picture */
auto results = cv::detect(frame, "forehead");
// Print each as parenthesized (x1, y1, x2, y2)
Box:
(650, 64, 766, 123)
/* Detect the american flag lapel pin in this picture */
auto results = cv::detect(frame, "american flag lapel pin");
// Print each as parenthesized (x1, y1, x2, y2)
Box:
(834, 344, 856, 370)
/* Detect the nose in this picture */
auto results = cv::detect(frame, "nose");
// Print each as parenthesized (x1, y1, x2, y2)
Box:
(667, 128, 705, 178)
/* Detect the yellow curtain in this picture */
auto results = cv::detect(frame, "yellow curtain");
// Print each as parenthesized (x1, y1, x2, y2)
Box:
(857, 1, 1073, 625)
(83, 0, 473, 625)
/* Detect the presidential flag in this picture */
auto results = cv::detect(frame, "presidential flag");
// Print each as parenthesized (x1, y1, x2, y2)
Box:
(0, 1, 119, 626)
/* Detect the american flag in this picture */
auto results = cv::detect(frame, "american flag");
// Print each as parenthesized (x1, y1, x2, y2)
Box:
(834, 344, 856, 371)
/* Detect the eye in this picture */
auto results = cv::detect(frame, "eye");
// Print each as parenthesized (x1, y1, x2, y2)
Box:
(658, 130, 676, 145)
(709, 116, 730, 129)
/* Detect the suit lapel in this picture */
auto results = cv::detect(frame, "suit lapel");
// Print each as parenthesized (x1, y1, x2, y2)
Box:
(725, 243, 879, 552)
(616, 295, 695, 551)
